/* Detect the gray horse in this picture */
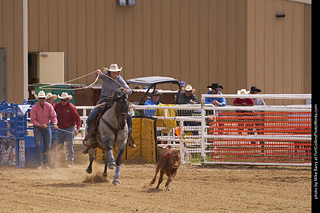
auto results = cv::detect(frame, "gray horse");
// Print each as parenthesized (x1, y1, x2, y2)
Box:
(85, 89, 129, 186)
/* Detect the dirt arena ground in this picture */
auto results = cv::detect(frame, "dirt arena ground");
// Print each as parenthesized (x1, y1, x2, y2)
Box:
(0, 145, 312, 212)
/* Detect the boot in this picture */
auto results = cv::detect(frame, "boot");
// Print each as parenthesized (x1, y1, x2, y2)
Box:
(82, 134, 98, 154)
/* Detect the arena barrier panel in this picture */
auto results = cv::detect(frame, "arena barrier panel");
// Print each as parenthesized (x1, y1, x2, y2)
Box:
(96, 117, 157, 163)
(131, 93, 311, 166)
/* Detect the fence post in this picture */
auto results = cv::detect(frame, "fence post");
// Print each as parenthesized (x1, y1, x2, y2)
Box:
(201, 96, 206, 165)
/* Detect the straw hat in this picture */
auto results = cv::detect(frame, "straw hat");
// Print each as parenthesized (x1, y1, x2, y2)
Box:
(46, 93, 57, 100)
(237, 89, 250, 95)
(58, 92, 73, 100)
(103, 64, 122, 72)
(34, 91, 46, 99)
(185, 84, 196, 93)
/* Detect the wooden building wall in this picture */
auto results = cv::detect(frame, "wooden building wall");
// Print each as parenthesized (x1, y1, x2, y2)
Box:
(0, 0, 311, 103)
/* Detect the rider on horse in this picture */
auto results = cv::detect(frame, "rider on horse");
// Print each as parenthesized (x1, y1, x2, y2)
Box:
(83, 64, 136, 155)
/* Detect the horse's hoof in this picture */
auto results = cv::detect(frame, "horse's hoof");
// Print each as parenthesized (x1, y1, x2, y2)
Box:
(108, 162, 116, 170)
(102, 172, 107, 177)
(112, 179, 120, 186)
(86, 168, 92, 174)
(129, 143, 136, 148)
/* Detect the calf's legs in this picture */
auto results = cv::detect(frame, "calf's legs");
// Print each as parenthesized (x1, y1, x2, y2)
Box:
(150, 165, 160, 185)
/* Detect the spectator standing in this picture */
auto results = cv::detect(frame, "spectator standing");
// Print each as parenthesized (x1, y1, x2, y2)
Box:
(144, 90, 162, 116)
(54, 92, 81, 167)
(233, 89, 254, 106)
(177, 85, 200, 135)
(177, 85, 199, 104)
(249, 86, 265, 145)
(46, 93, 57, 108)
(205, 83, 227, 106)
(30, 91, 58, 169)
(233, 89, 254, 136)
(250, 86, 266, 106)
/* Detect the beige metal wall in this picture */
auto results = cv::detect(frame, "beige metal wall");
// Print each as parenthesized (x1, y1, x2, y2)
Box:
(27, 0, 247, 99)
(246, 0, 311, 104)
(0, 0, 311, 103)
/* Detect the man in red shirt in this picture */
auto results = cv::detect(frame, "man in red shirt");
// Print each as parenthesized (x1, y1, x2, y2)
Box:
(233, 89, 254, 135)
(54, 92, 81, 167)
(233, 89, 254, 106)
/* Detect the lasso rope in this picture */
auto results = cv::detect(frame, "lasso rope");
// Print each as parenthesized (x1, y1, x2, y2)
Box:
(38, 70, 125, 106)
(38, 70, 124, 91)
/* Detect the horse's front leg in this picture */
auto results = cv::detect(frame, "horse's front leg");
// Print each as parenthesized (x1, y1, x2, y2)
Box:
(101, 136, 116, 170)
(86, 148, 95, 174)
(112, 148, 125, 186)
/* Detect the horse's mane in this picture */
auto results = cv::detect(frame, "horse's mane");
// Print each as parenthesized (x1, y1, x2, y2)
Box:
(111, 89, 127, 103)
(101, 89, 127, 114)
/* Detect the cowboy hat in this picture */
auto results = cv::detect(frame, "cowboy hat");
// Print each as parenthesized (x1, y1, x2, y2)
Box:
(34, 91, 46, 99)
(237, 89, 250, 95)
(58, 92, 73, 100)
(103, 64, 122, 72)
(250, 86, 261, 93)
(46, 93, 57, 100)
(207, 83, 223, 91)
(185, 84, 196, 93)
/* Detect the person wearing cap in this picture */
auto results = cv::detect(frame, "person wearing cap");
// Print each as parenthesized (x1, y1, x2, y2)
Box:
(54, 92, 81, 167)
(180, 81, 186, 92)
(250, 86, 266, 106)
(30, 91, 58, 169)
(144, 90, 162, 116)
(177, 84, 199, 104)
(205, 83, 227, 106)
(46, 93, 57, 108)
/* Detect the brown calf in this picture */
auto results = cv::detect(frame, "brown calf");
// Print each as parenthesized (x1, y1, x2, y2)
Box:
(150, 146, 181, 191)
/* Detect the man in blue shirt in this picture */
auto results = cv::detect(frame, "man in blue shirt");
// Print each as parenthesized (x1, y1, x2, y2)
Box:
(205, 83, 227, 106)
(144, 90, 162, 116)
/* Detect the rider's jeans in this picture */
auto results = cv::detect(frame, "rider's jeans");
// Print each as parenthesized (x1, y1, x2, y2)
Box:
(87, 96, 109, 132)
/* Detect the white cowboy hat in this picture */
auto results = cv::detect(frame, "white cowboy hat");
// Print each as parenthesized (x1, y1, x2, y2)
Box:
(34, 91, 46, 99)
(103, 64, 122, 72)
(237, 89, 250, 95)
(185, 84, 196, 93)
(46, 93, 57, 100)
(58, 92, 73, 100)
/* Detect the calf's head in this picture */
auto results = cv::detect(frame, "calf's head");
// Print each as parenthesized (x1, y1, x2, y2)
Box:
(166, 152, 181, 169)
